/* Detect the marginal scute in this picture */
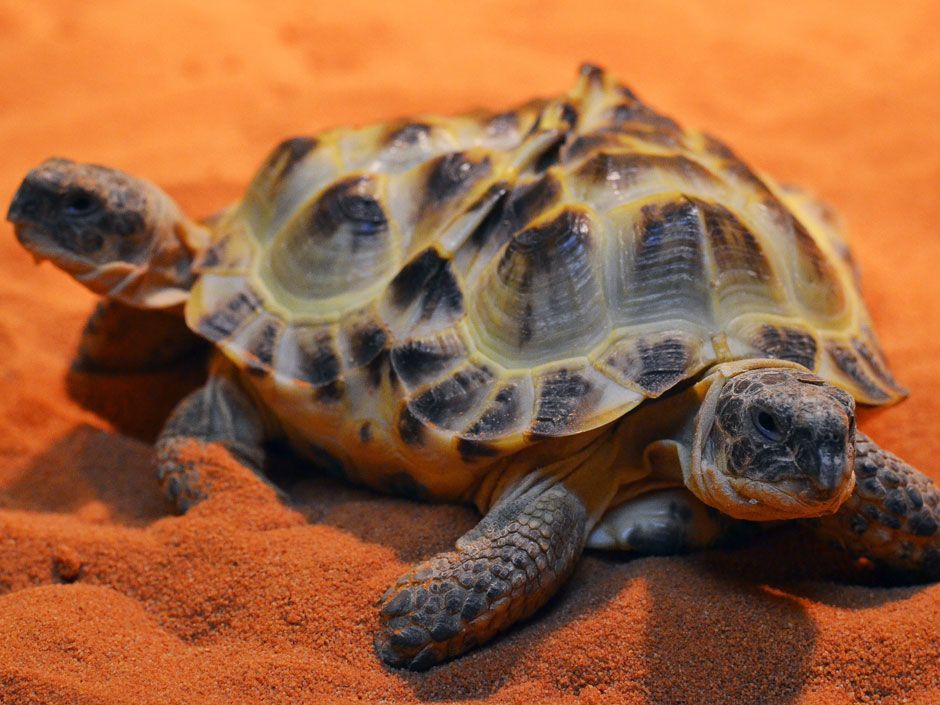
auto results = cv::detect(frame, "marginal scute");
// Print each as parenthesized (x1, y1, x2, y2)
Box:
(853, 330, 906, 396)
(390, 333, 468, 390)
(241, 314, 285, 374)
(194, 278, 263, 342)
(345, 320, 388, 368)
(277, 323, 342, 387)
(409, 364, 496, 432)
(826, 342, 892, 403)
(745, 322, 819, 370)
(596, 330, 705, 397)
(530, 367, 602, 437)
(462, 377, 534, 441)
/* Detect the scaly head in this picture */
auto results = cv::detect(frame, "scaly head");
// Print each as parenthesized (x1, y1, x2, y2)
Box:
(7, 158, 209, 308)
(687, 361, 857, 521)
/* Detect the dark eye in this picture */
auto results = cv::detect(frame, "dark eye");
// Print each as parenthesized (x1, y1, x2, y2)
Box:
(753, 409, 784, 442)
(62, 191, 98, 217)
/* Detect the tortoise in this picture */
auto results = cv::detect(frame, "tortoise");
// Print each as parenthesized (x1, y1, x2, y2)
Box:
(7, 63, 940, 671)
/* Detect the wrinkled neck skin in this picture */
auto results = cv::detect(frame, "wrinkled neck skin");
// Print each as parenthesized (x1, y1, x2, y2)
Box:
(684, 359, 855, 521)
(77, 191, 211, 310)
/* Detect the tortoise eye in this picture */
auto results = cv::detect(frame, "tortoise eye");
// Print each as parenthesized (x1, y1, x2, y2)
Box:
(753, 409, 784, 442)
(62, 191, 99, 217)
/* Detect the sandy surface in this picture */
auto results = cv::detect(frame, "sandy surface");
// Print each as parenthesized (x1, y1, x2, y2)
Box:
(2, 1, 940, 703)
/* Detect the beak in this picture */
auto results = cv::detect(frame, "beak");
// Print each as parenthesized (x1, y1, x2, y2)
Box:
(7, 180, 41, 225)
(814, 444, 847, 493)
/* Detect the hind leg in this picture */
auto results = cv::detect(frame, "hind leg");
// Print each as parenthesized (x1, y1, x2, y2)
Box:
(587, 488, 736, 554)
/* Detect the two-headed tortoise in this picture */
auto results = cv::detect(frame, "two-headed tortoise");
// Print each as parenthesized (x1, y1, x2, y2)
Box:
(8, 64, 940, 670)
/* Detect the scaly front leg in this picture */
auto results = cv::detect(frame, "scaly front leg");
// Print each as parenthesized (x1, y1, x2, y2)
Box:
(813, 432, 940, 580)
(375, 482, 589, 670)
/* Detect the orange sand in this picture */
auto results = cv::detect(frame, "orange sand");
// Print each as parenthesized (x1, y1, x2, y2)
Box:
(2, 2, 940, 703)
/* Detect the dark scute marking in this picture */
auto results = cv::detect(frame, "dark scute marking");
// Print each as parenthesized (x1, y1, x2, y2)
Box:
(497, 209, 594, 349)
(310, 176, 387, 238)
(503, 208, 592, 265)
(853, 337, 904, 394)
(606, 336, 693, 396)
(827, 343, 890, 402)
(290, 327, 341, 387)
(696, 199, 773, 281)
(469, 174, 561, 251)
(197, 288, 262, 341)
(533, 136, 565, 172)
(560, 102, 578, 129)
(791, 215, 839, 282)
(464, 384, 523, 440)
(365, 349, 389, 390)
(359, 422, 372, 443)
(576, 152, 716, 188)
(384, 472, 428, 501)
(609, 101, 681, 133)
(245, 318, 283, 374)
(531, 370, 595, 436)
(306, 442, 346, 480)
(388, 248, 463, 320)
(348, 322, 387, 368)
(422, 152, 491, 212)
(410, 366, 494, 429)
(457, 437, 500, 461)
(384, 122, 431, 147)
(625, 199, 709, 320)
(313, 380, 345, 403)
(198, 241, 224, 269)
(390, 337, 465, 388)
(398, 405, 426, 447)
(701, 133, 736, 159)
(265, 136, 316, 184)
(751, 325, 818, 370)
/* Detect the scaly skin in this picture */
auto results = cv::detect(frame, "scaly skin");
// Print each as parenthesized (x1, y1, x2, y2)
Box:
(375, 483, 588, 671)
(815, 432, 940, 580)
(156, 372, 269, 513)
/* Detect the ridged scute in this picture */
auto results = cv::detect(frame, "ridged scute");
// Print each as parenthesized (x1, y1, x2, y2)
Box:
(185, 63, 902, 493)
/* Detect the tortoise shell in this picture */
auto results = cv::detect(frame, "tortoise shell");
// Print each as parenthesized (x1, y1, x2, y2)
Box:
(184, 64, 904, 496)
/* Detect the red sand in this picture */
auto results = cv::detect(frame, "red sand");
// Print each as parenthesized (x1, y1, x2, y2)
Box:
(2, 2, 940, 703)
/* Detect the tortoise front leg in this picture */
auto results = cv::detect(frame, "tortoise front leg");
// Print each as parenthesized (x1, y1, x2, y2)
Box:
(156, 373, 275, 513)
(813, 432, 940, 580)
(375, 482, 588, 670)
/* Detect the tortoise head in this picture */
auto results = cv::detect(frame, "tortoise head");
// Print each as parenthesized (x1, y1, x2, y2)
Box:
(686, 361, 857, 521)
(7, 158, 207, 307)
